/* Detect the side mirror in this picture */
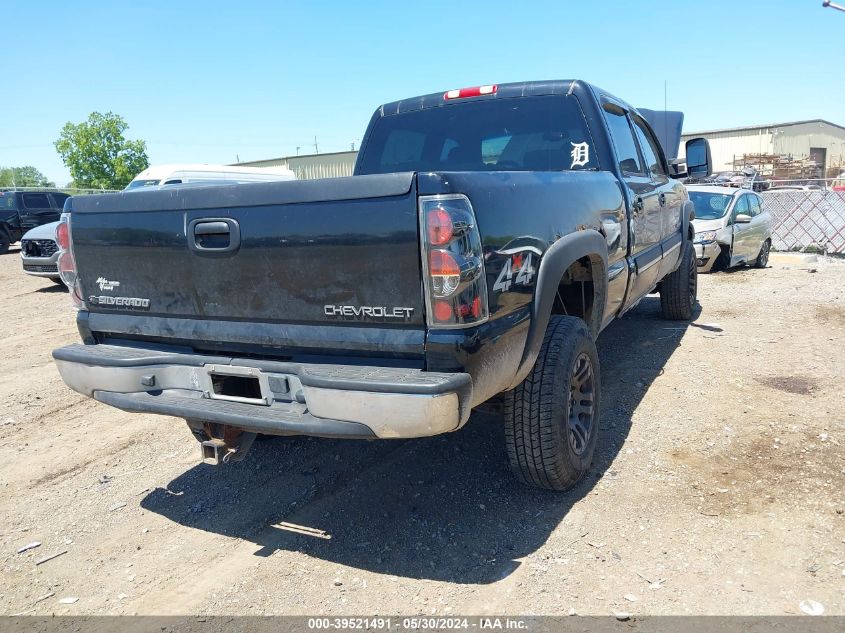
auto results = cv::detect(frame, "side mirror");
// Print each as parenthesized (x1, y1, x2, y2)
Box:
(685, 137, 712, 178)
(735, 214, 752, 224)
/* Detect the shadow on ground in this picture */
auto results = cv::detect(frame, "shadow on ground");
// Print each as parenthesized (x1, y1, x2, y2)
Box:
(35, 282, 67, 293)
(141, 297, 694, 584)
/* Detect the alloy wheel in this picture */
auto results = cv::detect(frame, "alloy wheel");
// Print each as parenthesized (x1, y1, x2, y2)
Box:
(567, 353, 595, 456)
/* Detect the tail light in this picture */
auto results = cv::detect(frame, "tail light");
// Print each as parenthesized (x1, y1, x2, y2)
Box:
(419, 195, 488, 328)
(56, 213, 84, 310)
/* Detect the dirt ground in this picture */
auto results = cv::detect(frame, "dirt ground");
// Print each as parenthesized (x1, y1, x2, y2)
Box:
(0, 247, 843, 617)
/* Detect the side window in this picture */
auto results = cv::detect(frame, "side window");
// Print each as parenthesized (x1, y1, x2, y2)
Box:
(601, 103, 644, 176)
(733, 195, 749, 220)
(22, 193, 50, 209)
(631, 115, 667, 177)
(748, 195, 762, 216)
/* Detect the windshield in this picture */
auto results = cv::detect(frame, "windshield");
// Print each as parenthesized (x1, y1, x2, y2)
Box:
(689, 191, 733, 220)
(357, 95, 597, 174)
(125, 178, 162, 190)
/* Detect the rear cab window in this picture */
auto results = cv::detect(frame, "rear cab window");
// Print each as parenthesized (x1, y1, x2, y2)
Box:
(357, 95, 598, 174)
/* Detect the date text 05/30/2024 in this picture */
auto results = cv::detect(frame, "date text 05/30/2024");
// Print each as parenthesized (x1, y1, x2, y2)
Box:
(307, 617, 529, 630)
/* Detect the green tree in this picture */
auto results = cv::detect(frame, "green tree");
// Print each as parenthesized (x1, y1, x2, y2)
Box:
(0, 165, 55, 188)
(54, 112, 149, 189)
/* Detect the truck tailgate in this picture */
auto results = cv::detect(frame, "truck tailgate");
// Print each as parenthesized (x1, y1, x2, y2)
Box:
(70, 173, 425, 357)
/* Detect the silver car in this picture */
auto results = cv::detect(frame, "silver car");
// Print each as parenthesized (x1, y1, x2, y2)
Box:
(20, 221, 63, 284)
(688, 185, 772, 273)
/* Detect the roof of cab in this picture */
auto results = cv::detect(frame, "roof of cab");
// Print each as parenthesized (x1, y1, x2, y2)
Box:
(378, 80, 595, 116)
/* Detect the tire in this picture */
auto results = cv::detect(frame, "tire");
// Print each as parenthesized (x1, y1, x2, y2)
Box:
(753, 240, 770, 268)
(660, 240, 697, 320)
(0, 230, 10, 255)
(503, 316, 600, 491)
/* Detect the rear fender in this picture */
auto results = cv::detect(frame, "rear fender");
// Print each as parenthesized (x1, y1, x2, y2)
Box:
(682, 199, 694, 242)
(671, 199, 695, 272)
(507, 230, 607, 390)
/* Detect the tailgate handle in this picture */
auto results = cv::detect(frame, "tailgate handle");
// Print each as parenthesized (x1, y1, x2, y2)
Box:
(188, 218, 241, 254)
(194, 221, 230, 236)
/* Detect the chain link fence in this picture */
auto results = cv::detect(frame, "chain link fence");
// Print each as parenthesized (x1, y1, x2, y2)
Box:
(760, 186, 845, 254)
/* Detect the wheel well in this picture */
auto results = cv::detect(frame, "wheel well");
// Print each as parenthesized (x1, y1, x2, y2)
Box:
(551, 256, 596, 326)
(714, 243, 731, 271)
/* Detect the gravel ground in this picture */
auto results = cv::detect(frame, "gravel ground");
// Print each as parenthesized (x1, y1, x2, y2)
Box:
(0, 247, 843, 616)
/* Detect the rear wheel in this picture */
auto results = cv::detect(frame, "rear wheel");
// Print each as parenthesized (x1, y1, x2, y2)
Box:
(660, 240, 697, 320)
(753, 240, 770, 268)
(503, 316, 600, 491)
(0, 230, 10, 255)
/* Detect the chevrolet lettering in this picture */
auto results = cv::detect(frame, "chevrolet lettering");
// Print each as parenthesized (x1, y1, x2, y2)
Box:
(324, 305, 414, 319)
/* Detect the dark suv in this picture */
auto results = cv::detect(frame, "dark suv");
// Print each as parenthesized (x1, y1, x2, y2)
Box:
(0, 190, 70, 254)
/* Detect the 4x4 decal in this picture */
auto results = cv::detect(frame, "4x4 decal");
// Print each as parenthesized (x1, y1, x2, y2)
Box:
(493, 253, 535, 293)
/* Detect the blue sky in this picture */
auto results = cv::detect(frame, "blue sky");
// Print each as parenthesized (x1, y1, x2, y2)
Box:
(2, 0, 843, 185)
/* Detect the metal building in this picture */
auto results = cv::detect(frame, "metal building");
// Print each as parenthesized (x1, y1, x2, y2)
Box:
(680, 119, 845, 178)
(233, 150, 358, 180)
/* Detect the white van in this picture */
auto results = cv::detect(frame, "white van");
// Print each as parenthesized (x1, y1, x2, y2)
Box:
(125, 164, 296, 190)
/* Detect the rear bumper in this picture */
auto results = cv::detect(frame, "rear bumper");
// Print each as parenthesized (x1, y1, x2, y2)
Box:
(53, 343, 473, 439)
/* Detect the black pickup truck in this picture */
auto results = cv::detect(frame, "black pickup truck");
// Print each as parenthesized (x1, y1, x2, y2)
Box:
(53, 80, 711, 491)
(0, 190, 70, 254)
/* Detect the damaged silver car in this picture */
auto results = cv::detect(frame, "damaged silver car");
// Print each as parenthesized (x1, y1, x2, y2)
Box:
(688, 185, 772, 272)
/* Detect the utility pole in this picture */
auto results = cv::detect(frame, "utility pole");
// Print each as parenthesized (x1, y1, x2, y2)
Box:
(296, 146, 301, 156)
(314, 136, 319, 154)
